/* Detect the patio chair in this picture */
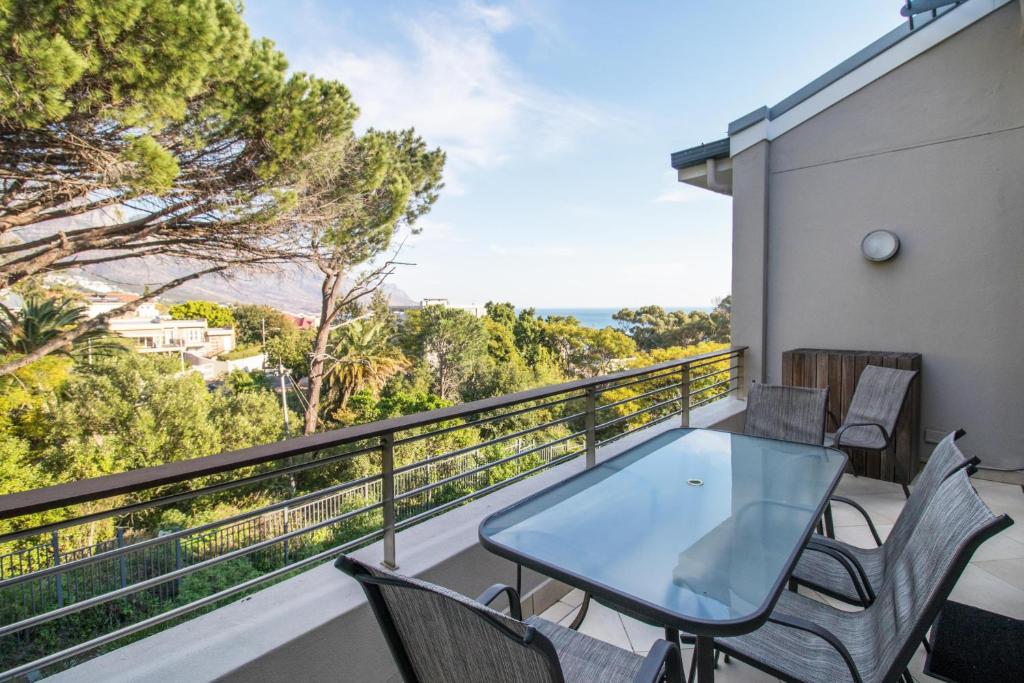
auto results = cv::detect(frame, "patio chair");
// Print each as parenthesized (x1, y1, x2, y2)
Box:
(715, 469, 1013, 683)
(790, 430, 977, 606)
(744, 383, 829, 445)
(825, 365, 918, 497)
(336, 555, 683, 683)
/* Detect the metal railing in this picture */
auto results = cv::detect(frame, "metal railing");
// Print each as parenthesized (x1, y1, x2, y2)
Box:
(0, 345, 745, 679)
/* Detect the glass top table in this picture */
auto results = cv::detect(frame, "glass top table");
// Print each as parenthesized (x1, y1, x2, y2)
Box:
(479, 428, 846, 679)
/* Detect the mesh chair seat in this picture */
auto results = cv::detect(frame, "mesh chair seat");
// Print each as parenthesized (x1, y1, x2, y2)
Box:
(526, 616, 646, 682)
(336, 556, 680, 683)
(828, 366, 917, 451)
(718, 590, 873, 683)
(744, 384, 828, 445)
(718, 470, 1012, 683)
(792, 432, 972, 605)
(791, 538, 885, 604)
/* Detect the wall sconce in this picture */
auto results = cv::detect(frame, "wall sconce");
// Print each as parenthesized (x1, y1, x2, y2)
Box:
(861, 229, 900, 262)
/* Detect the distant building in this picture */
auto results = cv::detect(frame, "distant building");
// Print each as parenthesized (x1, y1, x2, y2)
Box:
(107, 316, 236, 357)
(85, 293, 158, 320)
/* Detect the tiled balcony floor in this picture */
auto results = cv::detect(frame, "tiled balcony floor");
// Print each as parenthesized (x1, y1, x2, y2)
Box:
(539, 474, 1024, 682)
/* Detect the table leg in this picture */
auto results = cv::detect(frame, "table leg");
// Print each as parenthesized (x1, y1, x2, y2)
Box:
(695, 635, 715, 682)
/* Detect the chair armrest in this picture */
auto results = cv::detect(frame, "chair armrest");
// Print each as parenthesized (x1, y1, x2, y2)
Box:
(829, 495, 883, 546)
(766, 612, 863, 683)
(634, 639, 682, 683)
(832, 422, 890, 449)
(476, 584, 522, 620)
(804, 539, 875, 604)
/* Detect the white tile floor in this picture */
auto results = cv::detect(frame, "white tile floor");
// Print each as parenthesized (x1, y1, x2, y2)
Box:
(538, 474, 1024, 682)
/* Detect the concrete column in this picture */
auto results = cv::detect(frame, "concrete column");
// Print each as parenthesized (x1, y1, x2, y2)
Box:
(729, 140, 770, 388)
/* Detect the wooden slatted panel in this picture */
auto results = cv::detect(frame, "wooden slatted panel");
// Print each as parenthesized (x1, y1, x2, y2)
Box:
(781, 349, 921, 484)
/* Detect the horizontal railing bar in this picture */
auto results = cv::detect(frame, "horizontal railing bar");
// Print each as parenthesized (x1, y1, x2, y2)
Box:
(1, 435, 595, 669)
(689, 363, 740, 383)
(393, 393, 583, 446)
(595, 396, 682, 431)
(393, 431, 585, 502)
(596, 382, 682, 412)
(0, 346, 744, 519)
(394, 449, 584, 531)
(0, 500, 386, 638)
(0, 470, 385, 589)
(0, 444, 382, 547)
(597, 409, 681, 447)
(689, 377, 734, 396)
(690, 388, 735, 410)
(392, 412, 586, 475)
(0, 528, 384, 682)
(685, 352, 741, 372)
(595, 368, 682, 393)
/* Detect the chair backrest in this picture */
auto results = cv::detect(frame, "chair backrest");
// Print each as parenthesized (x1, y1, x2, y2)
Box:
(744, 383, 828, 445)
(336, 555, 563, 683)
(868, 470, 1012, 683)
(843, 365, 918, 440)
(882, 431, 972, 563)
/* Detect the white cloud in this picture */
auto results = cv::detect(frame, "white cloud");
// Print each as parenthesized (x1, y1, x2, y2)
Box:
(465, 1, 515, 32)
(293, 3, 612, 193)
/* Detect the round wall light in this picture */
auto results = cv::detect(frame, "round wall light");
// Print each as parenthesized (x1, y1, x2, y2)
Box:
(861, 229, 900, 262)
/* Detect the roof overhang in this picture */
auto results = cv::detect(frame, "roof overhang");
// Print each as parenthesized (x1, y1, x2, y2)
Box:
(669, 0, 1015, 195)
(671, 138, 733, 196)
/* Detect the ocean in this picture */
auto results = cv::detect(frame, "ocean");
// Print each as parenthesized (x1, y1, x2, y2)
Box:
(530, 307, 711, 330)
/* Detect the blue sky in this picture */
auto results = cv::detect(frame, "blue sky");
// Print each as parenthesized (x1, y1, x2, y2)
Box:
(245, 0, 902, 308)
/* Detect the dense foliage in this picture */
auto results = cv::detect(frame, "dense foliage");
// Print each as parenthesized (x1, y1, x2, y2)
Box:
(0, 0, 448, 376)
(168, 301, 234, 329)
(614, 297, 731, 350)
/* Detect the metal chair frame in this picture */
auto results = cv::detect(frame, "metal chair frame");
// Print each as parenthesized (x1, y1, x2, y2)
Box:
(336, 555, 683, 683)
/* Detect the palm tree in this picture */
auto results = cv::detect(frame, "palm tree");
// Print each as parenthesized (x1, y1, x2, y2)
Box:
(0, 295, 121, 360)
(323, 319, 409, 414)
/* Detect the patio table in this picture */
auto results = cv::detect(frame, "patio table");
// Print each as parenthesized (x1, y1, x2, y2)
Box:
(479, 427, 847, 682)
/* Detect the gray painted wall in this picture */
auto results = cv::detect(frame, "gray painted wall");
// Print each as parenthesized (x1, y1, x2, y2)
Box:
(731, 3, 1024, 470)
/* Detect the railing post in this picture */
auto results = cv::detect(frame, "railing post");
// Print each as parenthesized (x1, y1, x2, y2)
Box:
(381, 432, 398, 569)
(735, 349, 748, 400)
(679, 364, 691, 428)
(116, 527, 127, 590)
(50, 531, 63, 609)
(282, 506, 290, 565)
(584, 386, 597, 469)
(174, 537, 182, 593)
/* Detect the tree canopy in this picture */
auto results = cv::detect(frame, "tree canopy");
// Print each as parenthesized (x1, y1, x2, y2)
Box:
(0, 0, 364, 374)
(297, 131, 445, 433)
(168, 301, 234, 328)
(613, 297, 731, 350)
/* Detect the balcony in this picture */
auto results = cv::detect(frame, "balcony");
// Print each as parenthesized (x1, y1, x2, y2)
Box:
(0, 348, 750, 680)
(0, 345, 1021, 681)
